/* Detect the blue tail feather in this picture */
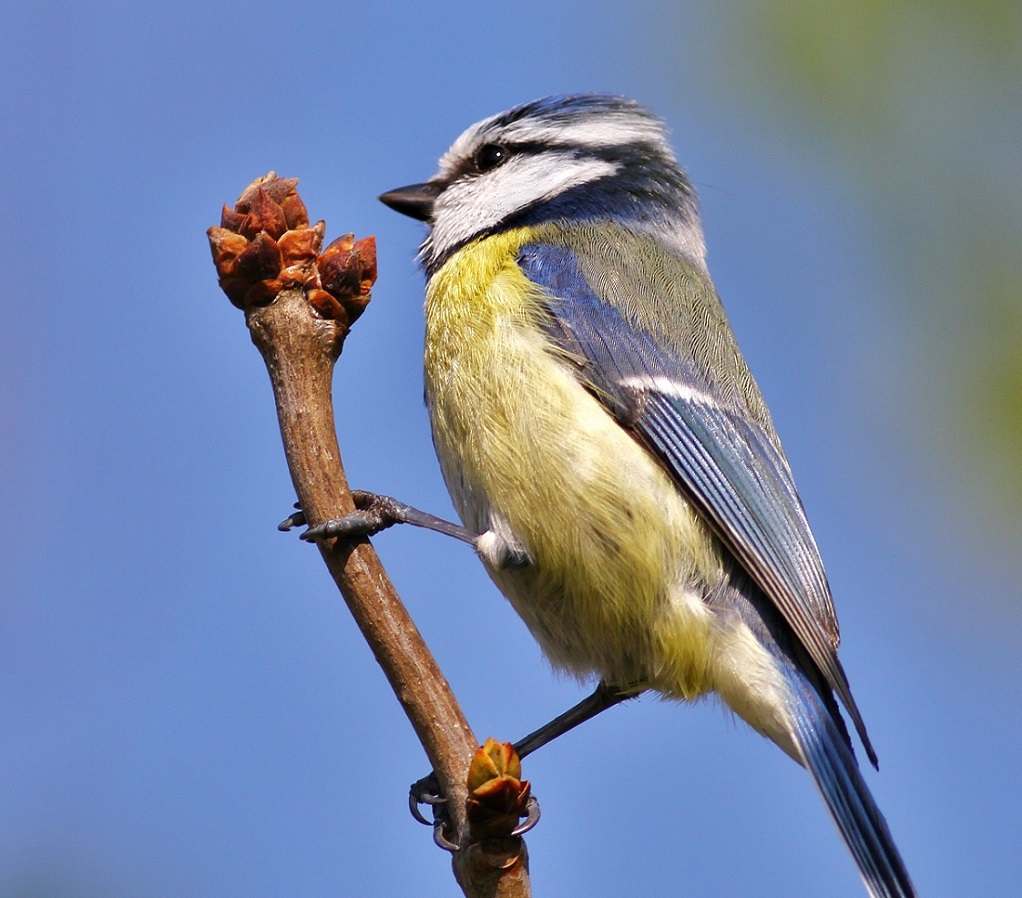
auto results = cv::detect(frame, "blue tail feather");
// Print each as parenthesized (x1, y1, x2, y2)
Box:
(785, 662, 916, 898)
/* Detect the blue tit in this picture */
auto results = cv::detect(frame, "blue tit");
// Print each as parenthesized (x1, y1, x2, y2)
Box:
(377, 94, 916, 898)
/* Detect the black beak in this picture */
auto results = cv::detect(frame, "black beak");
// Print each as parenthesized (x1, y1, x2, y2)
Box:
(378, 181, 441, 222)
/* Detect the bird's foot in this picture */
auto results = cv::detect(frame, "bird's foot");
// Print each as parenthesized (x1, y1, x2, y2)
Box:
(280, 491, 481, 546)
(409, 773, 459, 851)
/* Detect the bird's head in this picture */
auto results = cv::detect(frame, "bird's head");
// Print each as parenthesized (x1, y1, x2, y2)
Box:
(380, 94, 706, 274)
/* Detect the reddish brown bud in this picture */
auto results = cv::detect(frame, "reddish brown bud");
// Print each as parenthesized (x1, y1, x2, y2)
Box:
(243, 279, 285, 307)
(220, 204, 247, 232)
(465, 739, 531, 840)
(234, 172, 298, 211)
(236, 231, 282, 282)
(281, 192, 310, 230)
(210, 174, 375, 322)
(245, 187, 288, 239)
(352, 236, 378, 294)
(207, 227, 251, 277)
(253, 175, 299, 207)
(318, 233, 378, 297)
(342, 294, 371, 327)
(217, 276, 252, 308)
(318, 236, 358, 291)
(319, 232, 355, 260)
(277, 227, 323, 266)
(306, 288, 350, 323)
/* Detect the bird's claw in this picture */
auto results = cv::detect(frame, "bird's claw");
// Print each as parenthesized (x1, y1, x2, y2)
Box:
(409, 771, 540, 848)
(409, 773, 445, 825)
(409, 773, 458, 852)
(277, 502, 306, 531)
(512, 795, 541, 837)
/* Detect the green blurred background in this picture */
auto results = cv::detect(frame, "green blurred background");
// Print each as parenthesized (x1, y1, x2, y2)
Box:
(737, 1, 1022, 537)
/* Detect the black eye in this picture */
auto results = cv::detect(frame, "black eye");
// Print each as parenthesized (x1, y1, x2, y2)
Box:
(474, 143, 509, 172)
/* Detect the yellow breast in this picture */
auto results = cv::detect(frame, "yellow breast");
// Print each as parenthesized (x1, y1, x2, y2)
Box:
(423, 228, 720, 698)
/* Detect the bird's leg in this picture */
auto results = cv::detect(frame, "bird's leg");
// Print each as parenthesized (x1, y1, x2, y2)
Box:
(280, 490, 480, 546)
(513, 680, 639, 759)
(409, 682, 639, 835)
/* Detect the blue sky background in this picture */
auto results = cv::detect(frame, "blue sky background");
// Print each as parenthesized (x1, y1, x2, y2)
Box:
(2, 2, 1020, 896)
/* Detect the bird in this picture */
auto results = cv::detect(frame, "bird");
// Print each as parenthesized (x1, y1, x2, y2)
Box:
(329, 94, 917, 897)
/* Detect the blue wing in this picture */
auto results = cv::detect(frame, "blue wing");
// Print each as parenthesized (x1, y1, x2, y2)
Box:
(518, 239, 877, 767)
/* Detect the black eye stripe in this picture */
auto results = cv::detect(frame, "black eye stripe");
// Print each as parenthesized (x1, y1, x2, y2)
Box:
(457, 139, 674, 186)
(465, 141, 582, 177)
(472, 140, 665, 165)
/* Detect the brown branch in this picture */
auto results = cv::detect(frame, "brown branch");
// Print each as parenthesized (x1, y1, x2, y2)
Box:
(208, 173, 532, 897)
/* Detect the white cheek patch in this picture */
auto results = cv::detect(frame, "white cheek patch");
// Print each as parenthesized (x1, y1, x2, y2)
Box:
(428, 154, 619, 260)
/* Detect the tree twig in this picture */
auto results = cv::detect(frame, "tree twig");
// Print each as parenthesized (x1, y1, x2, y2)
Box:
(208, 173, 532, 897)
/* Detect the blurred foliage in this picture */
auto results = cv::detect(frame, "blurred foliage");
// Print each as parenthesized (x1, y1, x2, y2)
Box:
(727, 1, 1022, 527)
